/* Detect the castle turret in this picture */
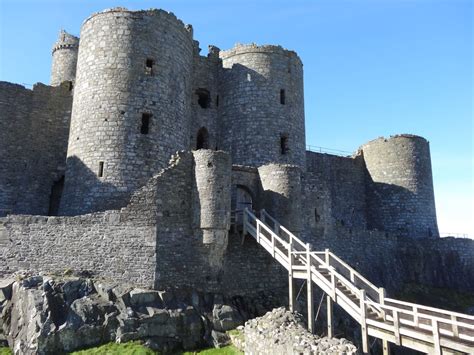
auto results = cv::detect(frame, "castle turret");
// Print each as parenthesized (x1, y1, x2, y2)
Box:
(193, 150, 231, 268)
(60, 8, 194, 215)
(219, 44, 306, 168)
(50, 30, 79, 86)
(258, 164, 303, 234)
(361, 134, 439, 238)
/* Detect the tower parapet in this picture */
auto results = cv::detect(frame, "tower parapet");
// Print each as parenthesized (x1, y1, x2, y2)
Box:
(361, 134, 439, 238)
(50, 30, 79, 86)
(219, 44, 306, 168)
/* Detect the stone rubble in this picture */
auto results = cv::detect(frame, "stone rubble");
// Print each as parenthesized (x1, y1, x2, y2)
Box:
(244, 307, 357, 355)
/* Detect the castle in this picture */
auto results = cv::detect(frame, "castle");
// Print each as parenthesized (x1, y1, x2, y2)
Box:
(0, 8, 472, 299)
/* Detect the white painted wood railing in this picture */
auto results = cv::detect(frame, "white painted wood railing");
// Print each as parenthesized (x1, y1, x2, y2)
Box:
(242, 208, 474, 355)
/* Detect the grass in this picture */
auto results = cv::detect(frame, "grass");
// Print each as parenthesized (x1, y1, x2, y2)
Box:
(70, 341, 156, 355)
(67, 342, 243, 355)
(182, 345, 242, 355)
(397, 283, 474, 313)
(0, 340, 242, 355)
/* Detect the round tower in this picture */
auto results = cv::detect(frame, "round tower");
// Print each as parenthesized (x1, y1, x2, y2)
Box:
(60, 8, 194, 215)
(219, 44, 305, 168)
(361, 134, 439, 238)
(50, 30, 79, 86)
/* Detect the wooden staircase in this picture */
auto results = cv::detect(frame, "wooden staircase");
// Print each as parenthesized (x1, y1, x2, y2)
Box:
(241, 208, 474, 354)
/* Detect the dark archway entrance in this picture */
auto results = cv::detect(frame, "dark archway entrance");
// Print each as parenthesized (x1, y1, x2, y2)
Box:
(196, 127, 209, 150)
(231, 185, 254, 228)
(48, 176, 64, 216)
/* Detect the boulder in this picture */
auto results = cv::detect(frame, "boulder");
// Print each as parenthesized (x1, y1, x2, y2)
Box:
(212, 304, 243, 332)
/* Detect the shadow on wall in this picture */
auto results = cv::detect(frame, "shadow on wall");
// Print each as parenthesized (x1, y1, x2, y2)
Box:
(366, 180, 438, 239)
(59, 156, 130, 216)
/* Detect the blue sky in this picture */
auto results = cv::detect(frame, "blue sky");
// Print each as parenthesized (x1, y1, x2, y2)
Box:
(0, 0, 472, 236)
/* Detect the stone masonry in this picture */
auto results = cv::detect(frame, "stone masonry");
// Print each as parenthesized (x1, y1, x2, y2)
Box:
(1, 6, 470, 316)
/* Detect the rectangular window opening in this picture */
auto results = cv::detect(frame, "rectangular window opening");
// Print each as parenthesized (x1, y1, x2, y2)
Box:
(216, 95, 219, 107)
(141, 113, 151, 134)
(98, 161, 104, 177)
(145, 58, 154, 75)
(280, 135, 289, 155)
(280, 89, 286, 105)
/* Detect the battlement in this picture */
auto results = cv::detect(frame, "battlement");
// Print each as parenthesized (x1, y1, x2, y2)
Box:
(220, 43, 302, 65)
(51, 30, 79, 54)
(82, 7, 193, 37)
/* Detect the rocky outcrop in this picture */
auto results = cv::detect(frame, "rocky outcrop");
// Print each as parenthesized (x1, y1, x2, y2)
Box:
(244, 307, 357, 354)
(1, 273, 286, 354)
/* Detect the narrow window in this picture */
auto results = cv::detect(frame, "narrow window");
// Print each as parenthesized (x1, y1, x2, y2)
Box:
(196, 88, 211, 109)
(280, 89, 286, 105)
(98, 161, 104, 177)
(196, 127, 209, 149)
(280, 134, 289, 155)
(216, 95, 219, 107)
(141, 113, 151, 134)
(145, 58, 154, 75)
(314, 208, 321, 223)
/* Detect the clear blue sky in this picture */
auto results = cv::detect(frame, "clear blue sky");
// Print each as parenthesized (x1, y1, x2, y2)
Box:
(0, 0, 472, 236)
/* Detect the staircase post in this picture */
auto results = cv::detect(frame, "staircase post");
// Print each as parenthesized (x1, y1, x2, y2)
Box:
(382, 339, 389, 355)
(243, 208, 248, 237)
(306, 243, 314, 333)
(288, 235, 295, 312)
(360, 289, 369, 353)
(327, 295, 333, 338)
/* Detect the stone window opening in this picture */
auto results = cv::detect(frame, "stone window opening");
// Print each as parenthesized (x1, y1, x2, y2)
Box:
(280, 134, 289, 155)
(314, 208, 321, 223)
(196, 88, 211, 109)
(145, 58, 154, 75)
(48, 176, 64, 216)
(216, 95, 219, 107)
(98, 161, 104, 178)
(280, 89, 286, 105)
(196, 127, 209, 149)
(141, 113, 151, 134)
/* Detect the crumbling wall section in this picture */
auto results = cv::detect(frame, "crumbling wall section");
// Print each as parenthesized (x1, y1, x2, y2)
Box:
(190, 45, 221, 150)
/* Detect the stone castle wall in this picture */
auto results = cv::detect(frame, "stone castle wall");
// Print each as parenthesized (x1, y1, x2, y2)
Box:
(0, 81, 72, 217)
(302, 226, 474, 294)
(60, 8, 194, 215)
(303, 152, 368, 237)
(0, 151, 288, 296)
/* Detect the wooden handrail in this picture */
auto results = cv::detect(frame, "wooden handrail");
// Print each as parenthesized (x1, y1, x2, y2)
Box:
(242, 208, 474, 354)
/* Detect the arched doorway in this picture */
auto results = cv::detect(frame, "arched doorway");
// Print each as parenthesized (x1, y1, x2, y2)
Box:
(232, 185, 254, 227)
(196, 127, 209, 150)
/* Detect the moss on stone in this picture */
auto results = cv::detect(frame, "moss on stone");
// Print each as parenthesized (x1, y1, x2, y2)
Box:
(0, 347, 12, 355)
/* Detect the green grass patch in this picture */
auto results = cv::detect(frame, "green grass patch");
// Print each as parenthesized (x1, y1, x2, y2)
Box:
(182, 345, 242, 355)
(397, 283, 474, 313)
(68, 342, 243, 355)
(0, 347, 12, 355)
(70, 341, 156, 355)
